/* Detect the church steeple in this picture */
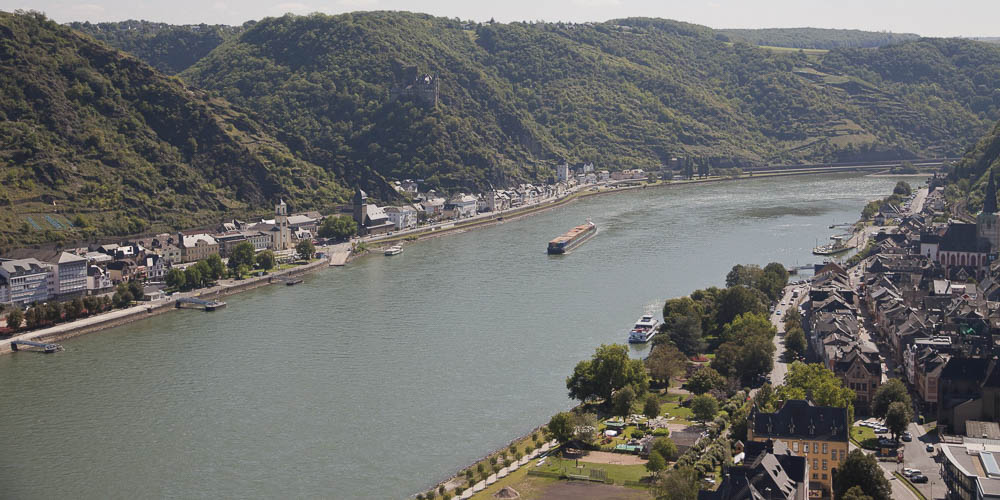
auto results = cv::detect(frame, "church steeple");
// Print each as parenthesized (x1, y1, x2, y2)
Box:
(984, 169, 998, 215)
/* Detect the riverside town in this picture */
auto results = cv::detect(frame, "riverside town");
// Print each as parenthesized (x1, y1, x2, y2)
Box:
(7, 4, 1000, 500)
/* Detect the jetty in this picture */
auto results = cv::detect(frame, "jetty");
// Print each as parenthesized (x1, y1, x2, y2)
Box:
(175, 297, 226, 311)
(11, 340, 63, 353)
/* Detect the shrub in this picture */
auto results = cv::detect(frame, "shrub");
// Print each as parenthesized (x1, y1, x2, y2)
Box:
(653, 428, 670, 436)
(631, 429, 645, 439)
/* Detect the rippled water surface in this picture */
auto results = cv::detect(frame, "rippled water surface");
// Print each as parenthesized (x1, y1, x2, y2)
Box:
(0, 174, 911, 499)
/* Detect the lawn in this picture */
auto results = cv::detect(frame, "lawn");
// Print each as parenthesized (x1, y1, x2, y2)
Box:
(659, 402, 693, 423)
(538, 456, 650, 485)
(850, 425, 878, 449)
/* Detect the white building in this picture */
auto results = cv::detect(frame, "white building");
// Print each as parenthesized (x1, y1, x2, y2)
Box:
(0, 258, 51, 306)
(52, 252, 88, 297)
(449, 194, 478, 218)
(385, 205, 418, 230)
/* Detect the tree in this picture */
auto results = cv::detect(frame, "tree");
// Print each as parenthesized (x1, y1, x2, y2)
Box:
(691, 394, 718, 424)
(127, 280, 144, 301)
(644, 395, 661, 420)
(841, 485, 874, 500)
(646, 451, 667, 474)
(184, 266, 202, 290)
(646, 344, 687, 386)
(738, 335, 776, 380)
(785, 325, 807, 359)
(777, 362, 855, 421)
(652, 436, 678, 461)
(24, 306, 42, 329)
(255, 250, 276, 270)
(296, 239, 316, 260)
(687, 366, 723, 395)
(725, 264, 763, 288)
(652, 466, 700, 500)
(6, 308, 23, 330)
(228, 241, 255, 270)
(205, 253, 225, 279)
(885, 401, 912, 440)
(113, 289, 133, 308)
(893, 180, 912, 196)
(612, 386, 637, 418)
(833, 450, 891, 500)
(714, 286, 767, 327)
(719, 312, 774, 345)
(566, 344, 649, 403)
(166, 268, 186, 290)
(547, 412, 575, 444)
(668, 315, 705, 356)
(318, 215, 358, 241)
(872, 378, 911, 418)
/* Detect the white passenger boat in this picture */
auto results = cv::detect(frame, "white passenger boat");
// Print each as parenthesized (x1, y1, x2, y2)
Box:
(384, 245, 403, 256)
(627, 314, 660, 343)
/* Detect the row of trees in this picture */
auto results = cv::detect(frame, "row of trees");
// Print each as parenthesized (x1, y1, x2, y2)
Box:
(5, 293, 120, 332)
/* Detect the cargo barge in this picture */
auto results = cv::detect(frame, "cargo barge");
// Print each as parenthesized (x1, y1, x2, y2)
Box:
(547, 220, 597, 255)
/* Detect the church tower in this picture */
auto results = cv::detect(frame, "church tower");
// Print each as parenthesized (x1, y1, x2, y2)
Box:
(352, 188, 369, 235)
(977, 169, 1000, 251)
(275, 199, 291, 251)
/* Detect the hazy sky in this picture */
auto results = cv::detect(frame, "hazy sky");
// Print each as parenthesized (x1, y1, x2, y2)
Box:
(5, 0, 1000, 37)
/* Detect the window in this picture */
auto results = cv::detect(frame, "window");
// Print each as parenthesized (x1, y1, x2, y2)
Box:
(822, 443, 828, 454)
(823, 459, 828, 470)
(803, 442, 808, 453)
(812, 473, 818, 480)
(822, 473, 828, 480)
(831, 450, 837, 459)
(840, 450, 845, 460)
(793, 442, 799, 452)
(813, 443, 818, 453)
(813, 459, 818, 469)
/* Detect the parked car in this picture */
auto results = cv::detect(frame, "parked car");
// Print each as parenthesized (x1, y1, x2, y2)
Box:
(902, 432, 912, 442)
(903, 468, 920, 477)
(926, 444, 935, 452)
(911, 475, 929, 484)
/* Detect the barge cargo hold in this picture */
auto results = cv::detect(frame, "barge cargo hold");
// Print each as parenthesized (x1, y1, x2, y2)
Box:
(547, 220, 597, 255)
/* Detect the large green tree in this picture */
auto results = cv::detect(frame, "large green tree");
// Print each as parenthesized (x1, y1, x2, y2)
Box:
(566, 344, 649, 403)
(318, 215, 359, 240)
(833, 450, 891, 500)
(714, 286, 767, 327)
(687, 366, 724, 395)
(646, 344, 688, 386)
(547, 412, 575, 444)
(778, 362, 855, 422)
(653, 466, 700, 500)
(6, 309, 23, 330)
(884, 401, 912, 441)
(296, 239, 316, 260)
(872, 378, 911, 418)
(228, 242, 256, 271)
(691, 394, 719, 424)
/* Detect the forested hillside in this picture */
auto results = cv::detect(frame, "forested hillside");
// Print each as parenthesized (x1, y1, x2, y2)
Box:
(180, 12, 1000, 193)
(0, 12, 349, 247)
(69, 20, 244, 74)
(717, 27, 919, 49)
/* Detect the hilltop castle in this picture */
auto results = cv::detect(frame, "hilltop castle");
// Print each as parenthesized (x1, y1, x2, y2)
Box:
(390, 66, 439, 106)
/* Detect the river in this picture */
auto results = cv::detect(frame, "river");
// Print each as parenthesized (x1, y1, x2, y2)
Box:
(0, 173, 912, 499)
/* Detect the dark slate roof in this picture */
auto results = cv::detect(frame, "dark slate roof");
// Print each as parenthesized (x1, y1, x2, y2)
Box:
(940, 357, 992, 383)
(750, 400, 848, 442)
(700, 440, 806, 500)
(938, 223, 990, 253)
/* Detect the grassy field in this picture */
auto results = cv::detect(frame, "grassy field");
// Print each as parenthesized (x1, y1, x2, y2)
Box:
(538, 456, 649, 484)
(659, 401, 693, 423)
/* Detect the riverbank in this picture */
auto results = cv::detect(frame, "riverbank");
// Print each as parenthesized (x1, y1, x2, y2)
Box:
(0, 256, 331, 355)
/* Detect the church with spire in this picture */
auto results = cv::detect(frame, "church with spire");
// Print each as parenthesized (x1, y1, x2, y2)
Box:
(977, 169, 1000, 251)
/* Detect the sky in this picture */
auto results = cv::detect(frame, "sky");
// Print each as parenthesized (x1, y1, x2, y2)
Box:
(4, 0, 1000, 38)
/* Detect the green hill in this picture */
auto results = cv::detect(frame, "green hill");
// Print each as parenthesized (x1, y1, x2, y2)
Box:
(717, 27, 919, 49)
(0, 11, 350, 247)
(69, 20, 245, 74)
(178, 13, 1000, 194)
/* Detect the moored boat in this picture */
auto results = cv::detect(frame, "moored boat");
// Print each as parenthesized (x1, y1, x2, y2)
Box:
(547, 220, 596, 255)
(627, 314, 660, 343)
(384, 245, 403, 256)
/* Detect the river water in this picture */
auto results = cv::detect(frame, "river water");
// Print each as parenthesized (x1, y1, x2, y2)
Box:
(0, 173, 911, 499)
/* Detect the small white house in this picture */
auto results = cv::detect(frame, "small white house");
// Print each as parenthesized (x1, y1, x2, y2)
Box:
(385, 205, 418, 230)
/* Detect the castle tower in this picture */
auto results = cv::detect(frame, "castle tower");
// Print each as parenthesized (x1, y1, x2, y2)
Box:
(275, 199, 291, 251)
(352, 188, 369, 236)
(978, 170, 1000, 251)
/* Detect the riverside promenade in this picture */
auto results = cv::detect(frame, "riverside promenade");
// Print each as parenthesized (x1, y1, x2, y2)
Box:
(0, 255, 332, 355)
